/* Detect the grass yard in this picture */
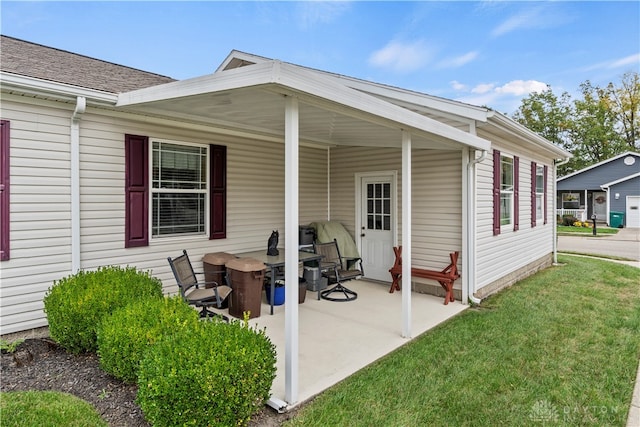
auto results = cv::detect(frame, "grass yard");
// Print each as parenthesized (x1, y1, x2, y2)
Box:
(557, 225, 619, 236)
(0, 391, 107, 427)
(288, 255, 640, 426)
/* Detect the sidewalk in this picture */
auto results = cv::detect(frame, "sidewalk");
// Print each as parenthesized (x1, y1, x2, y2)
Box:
(558, 227, 640, 426)
(558, 227, 640, 262)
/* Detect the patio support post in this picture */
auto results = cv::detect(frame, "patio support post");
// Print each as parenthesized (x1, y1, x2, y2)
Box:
(461, 147, 469, 304)
(401, 130, 412, 338)
(284, 95, 300, 404)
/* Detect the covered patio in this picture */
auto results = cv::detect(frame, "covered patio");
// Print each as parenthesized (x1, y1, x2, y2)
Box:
(211, 278, 467, 410)
(117, 52, 490, 406)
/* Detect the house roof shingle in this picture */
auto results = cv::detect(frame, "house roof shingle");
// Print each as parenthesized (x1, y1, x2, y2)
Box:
(0, 35, 176, 93)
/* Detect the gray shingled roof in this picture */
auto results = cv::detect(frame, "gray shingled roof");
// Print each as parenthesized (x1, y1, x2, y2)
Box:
(1, 35, 176, 93)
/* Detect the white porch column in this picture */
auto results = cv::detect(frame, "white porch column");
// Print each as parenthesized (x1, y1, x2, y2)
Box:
(401, 130, 412, 338)
(284, 95, 300, 404)
(461, 147, 469, 304)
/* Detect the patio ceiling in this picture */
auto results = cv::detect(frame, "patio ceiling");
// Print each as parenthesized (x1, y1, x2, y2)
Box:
(116, 60, 491, 152)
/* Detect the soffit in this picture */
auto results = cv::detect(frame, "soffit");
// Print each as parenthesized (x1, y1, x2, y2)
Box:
(117, 62, 491, 151)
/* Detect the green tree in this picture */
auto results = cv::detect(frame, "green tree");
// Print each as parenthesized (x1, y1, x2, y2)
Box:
(512, 86, 573, 150)
(512, 72, 639, 176)
(609, 71, 640, 151)
(569, 81, 626, 171)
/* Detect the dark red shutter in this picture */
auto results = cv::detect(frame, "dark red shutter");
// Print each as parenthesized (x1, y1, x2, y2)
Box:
(531, 161, 537, 228)
(543, 165, 548, 225)
(209, 144, 226, 239)
(124, 134, 149, 247)
(1, 120, 10, 261)
(493, 149, 501, 236)
(513, 156, 519, 231)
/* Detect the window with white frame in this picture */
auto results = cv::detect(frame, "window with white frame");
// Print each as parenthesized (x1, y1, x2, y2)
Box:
(500, 155, 514, 226)
(535, 165, 544, 220)
(561, 193, 580, 210)
(151, 140, 207, 237)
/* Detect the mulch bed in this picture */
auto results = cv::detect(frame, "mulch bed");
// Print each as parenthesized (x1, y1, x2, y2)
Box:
(1, 338, 295, 426)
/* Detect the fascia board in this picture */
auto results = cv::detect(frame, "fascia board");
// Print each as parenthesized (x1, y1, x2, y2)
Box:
(117, 61, 491, 151)
(488, 112, 571, 159)
(333, 75, 490, 122)
(117, 61, 278, 106)
(600, 172, 640, 188)
(0, 71, 118, 105)
(558, 151, 640, 181)
(271, 66, 490, 150)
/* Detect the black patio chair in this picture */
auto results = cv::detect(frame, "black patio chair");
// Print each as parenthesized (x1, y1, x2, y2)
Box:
(313, 239, 362, 302)
(167, 250, 232, 318)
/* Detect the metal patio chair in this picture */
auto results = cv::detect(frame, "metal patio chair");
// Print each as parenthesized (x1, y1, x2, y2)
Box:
(167, 250, 232, 318)
(313, 239, 362, 302)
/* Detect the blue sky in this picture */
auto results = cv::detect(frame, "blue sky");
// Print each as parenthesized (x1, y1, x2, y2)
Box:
(2, 1, 639, 114)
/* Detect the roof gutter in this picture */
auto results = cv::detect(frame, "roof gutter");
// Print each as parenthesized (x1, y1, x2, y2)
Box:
(71, 97, 86, 273)
(466, 147, 487, 305)
(0, 72, 118, 105)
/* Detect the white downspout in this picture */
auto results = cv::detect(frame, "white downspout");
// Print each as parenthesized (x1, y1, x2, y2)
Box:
(467, 148, 486, 305)
(71, 97, 86, 273)
(553, 157, 570, 264)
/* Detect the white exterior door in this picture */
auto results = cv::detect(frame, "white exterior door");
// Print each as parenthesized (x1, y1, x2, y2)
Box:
(593, 191, 607, 221)
(627, 196, 640, 228)
(357, 173, 396, 281)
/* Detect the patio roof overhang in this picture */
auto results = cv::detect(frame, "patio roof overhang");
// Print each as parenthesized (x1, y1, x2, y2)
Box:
(116, 60, 492, 408)
(116, 60, 491, 152)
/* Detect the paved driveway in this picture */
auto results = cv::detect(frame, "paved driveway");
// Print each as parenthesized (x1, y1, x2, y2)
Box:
(558, 227, 640, 262)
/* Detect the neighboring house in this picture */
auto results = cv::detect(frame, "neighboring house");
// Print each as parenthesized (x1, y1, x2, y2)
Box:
(556, 152, 640, 227)
(1, 36, 570, 402)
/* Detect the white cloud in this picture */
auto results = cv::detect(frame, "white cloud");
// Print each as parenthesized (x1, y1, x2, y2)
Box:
(454, 79, 549, 113)
(608, 53, 640, 69)
(472, 83, 495, 94)
(494, 80, 548, 96)
(368, 40, 433, 73)
(491, 4, 569, 38)
(437, 51, 479, 68)
(450, 80, 467, 91)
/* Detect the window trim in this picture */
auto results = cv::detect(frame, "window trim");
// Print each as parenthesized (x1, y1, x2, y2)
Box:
(500, 154, 515, 230)
(150, 138, 209, 240)
(124, 134, 227, 248)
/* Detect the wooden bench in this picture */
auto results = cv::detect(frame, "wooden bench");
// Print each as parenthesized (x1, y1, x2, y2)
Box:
(388, 247, 460, 305)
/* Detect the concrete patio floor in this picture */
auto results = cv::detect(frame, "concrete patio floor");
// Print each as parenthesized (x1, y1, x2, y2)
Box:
(219, 279, 468, 409)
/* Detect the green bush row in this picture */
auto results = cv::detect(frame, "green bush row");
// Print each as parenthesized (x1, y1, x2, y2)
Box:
(136, 318, 277, 427)
(43, 266, 277, 426)
(43, 266, 163, 354)
(97, 296, 200, 383)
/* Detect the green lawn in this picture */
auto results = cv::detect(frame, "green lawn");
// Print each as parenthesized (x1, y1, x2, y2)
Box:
(2, 256, 638, 426)
(0, 391, 107, 427)
(288, 255, 640, 426)
(557, 225, 619, 235)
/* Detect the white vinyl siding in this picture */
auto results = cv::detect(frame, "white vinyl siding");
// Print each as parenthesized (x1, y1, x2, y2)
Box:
(0, 96, 73, 334)
(474, 134, 553, 291)
(330, 146, 462, 271)
(1, 98, 330, 334)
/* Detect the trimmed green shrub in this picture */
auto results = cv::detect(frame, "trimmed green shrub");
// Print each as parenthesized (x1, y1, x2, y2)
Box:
(562, 215, 578, 226)
(97, 296, 200, 383)
(43, 266, 163, 354)
(136, 318, 277, 427)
